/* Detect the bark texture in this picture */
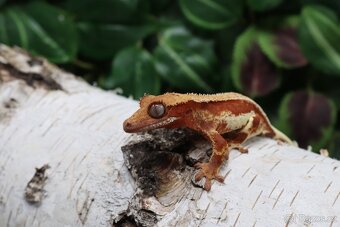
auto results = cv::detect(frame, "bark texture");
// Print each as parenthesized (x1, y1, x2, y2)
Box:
(0, 44, 339, 227)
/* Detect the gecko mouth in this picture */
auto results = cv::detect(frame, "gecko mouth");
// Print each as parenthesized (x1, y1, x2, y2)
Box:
(139, 117, 178, 131)
(124, 117, 178, 133)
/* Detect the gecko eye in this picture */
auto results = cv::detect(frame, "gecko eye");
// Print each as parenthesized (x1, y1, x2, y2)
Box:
(148, 103, 166, 119)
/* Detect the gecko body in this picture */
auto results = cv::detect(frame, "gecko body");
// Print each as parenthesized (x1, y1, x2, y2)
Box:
(123, 92, 291, 191)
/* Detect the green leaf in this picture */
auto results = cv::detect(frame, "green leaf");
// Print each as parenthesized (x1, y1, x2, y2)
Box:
(179, 0, 243, 30)
(0, 7, 29, 48)
(302, 0, 340, 15)
(0, 2, 78, 63)
(232, 27, 257, 91)
(154, 27, 216, 92)
(77, 22, 154, 60)
(101, 46, 160, 99)
(277, 90, 337, 151)
(23, 1, 78, 63)
(247, 0, 284, 11)
(64, 0, 152, 61)
(258, 27, 307, 68)
(299, 5, 340, 75)
(258, 16, 307, 68)
(231, 27, 280, 97)
(328, 132, 340, 159)
(327, 89, 340, 110)
(63, 0, 144, 24)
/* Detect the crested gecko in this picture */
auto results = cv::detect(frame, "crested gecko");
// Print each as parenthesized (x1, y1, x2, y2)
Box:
(123, 92, 292, 191)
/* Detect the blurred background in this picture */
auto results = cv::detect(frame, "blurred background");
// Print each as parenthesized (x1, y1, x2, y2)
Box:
(1, 0, 340, 157)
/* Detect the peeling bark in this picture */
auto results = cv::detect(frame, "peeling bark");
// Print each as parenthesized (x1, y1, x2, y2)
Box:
(24, 164, 50, 204)
(0, 44, 339, 227)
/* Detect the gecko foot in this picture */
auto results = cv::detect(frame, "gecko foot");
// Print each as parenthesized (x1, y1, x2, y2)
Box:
(194, 162, 224, 191)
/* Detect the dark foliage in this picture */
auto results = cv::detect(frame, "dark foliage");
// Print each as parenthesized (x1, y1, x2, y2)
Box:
(1, 0, 339, 156)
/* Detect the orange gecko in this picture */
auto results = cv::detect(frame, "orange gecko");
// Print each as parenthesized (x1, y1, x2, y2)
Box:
(123, 92, 292, 191)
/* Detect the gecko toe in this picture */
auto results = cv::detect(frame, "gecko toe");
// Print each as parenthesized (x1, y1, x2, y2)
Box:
(238, 147, 248, 154)
(194, 171, 205, 182)
(194, 162, 203, 168)
(203, 179, 212, 191)
(193, 162, 224, 190)
(215, 175, 225, 183)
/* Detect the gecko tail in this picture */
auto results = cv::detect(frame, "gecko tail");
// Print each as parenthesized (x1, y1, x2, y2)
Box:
(271, 126, 294, 145)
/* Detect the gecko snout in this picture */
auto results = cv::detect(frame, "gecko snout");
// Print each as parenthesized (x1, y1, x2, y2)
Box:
(123, 120, 133, 133)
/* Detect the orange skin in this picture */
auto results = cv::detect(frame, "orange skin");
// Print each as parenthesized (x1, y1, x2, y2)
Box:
(123, 92, 291, 191)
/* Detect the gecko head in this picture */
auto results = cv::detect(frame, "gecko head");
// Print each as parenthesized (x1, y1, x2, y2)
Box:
(123, 94, 185, 133)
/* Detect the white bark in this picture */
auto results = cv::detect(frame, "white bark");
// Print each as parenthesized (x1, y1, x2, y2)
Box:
(0, 45, 339, 227)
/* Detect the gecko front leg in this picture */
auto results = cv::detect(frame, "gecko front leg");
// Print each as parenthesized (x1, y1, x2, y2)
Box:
(194, 116, 260, 190)
(194, 130, 229, 191)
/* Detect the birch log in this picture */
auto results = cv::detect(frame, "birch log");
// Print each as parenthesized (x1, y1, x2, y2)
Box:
(0, 44, 339, 227)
